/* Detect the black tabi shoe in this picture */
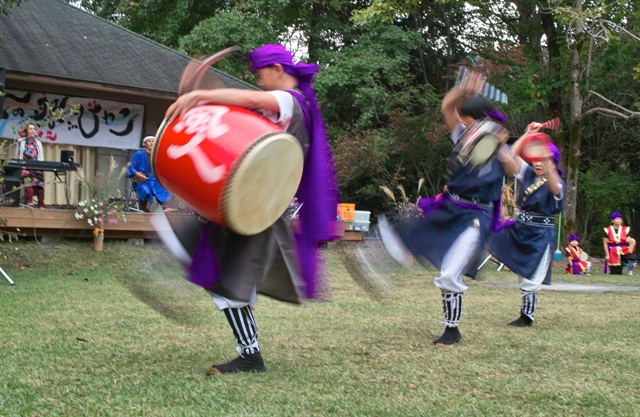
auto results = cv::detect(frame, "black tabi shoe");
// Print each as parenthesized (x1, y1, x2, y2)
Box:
(508, 313, 533, 327)
(432, 326, 462, 346)
(206, 352, 266, 375)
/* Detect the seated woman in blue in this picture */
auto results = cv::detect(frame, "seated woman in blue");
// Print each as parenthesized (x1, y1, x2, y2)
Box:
(387, 71, 520, 346)
(127, 136, 172, 212)
(488, 124, 564, 327)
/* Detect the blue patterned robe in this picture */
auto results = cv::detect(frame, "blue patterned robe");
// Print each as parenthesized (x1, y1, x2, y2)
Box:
(398, 137, 505, 278)
(488, 165, 565, 282)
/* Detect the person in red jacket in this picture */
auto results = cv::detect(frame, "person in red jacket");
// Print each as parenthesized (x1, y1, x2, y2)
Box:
(565, 233, 591, 275)
(603, 212, 637, 275)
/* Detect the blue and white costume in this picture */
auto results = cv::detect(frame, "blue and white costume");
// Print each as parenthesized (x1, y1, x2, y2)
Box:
(393, 123, 505, 338)
(400, 124, 505, 291)
(489, 163, 564, 323)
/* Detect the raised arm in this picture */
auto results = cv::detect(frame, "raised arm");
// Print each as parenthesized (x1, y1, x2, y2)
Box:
(542, 157, 562, 196)
(511, 123, 541, 157)
(500, 123, 542, 176)
(441, 86, 465, 133)
(441, 71, 486, 132)
(165, 88, 281, 123)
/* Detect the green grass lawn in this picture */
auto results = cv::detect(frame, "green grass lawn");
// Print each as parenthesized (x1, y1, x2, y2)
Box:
(1, 240, 639, 416)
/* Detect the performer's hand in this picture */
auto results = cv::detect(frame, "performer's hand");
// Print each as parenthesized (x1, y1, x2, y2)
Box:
(460, 71, 486, 96)
(135, 172, 148, 183)
(165, 90, 204, 123)
(526, 122, 542, 134)
(605, 254, 610, 261)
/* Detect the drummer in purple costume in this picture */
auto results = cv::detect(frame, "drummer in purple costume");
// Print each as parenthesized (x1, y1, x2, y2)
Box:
(488, 124, 564, 327)
(388, 72, 520, 346)
(165, 44, 337, 374)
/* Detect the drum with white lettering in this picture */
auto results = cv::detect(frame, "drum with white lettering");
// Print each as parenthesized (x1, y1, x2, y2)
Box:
(152, 104, 304, 235)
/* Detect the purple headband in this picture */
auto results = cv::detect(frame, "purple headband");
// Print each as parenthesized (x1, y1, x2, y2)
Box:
(246, 44, 319, 85)
(548, 142, 560, 166)
(547, 142, 564, 176)
(568, 233, 580, 242)
(611, 211, 622, 220)
(483, 110, 508, 124)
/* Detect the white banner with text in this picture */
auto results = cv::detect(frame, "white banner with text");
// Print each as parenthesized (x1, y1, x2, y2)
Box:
(1, 90, 145, 149)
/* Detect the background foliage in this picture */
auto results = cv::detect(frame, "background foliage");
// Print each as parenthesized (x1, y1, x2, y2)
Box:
(72, 0, 640, 255)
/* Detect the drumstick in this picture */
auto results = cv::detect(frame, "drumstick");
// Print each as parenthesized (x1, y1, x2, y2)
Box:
(178, 45, 241, 95)
(539, 117, 560, 131)
(455, 66, 508, 104)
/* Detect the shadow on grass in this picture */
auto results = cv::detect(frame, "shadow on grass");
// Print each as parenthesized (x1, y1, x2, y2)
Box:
(334, 240, 425, 299)
(113, 251, 207, 326)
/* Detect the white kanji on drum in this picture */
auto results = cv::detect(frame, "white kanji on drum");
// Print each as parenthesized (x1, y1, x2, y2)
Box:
(167, 106, 230, 183)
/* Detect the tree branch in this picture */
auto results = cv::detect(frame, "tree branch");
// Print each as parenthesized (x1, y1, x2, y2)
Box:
(599, 19, 640, 42)
(586, 90, 640, 114)
(581, 107, 640, 120)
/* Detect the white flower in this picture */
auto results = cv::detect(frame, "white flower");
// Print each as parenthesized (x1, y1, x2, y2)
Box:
(88, 219, 93, 226)
(75, 213, 82, 219)
(79, 201, 85, 207)
(84, 208, 88, 213)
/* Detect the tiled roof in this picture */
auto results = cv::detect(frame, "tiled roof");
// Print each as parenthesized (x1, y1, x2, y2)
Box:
(0, 0, 257, 94)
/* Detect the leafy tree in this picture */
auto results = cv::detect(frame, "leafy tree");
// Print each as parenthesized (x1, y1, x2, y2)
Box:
(0, 0, 22, 16)
(70, 0, 640, 241)
(77, 0, 225, 48)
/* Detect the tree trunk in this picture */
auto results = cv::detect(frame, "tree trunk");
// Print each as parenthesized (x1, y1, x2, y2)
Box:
(308, 1, 324, 63)
(541, 8, 564, 158)
(565, 0, 584, 236)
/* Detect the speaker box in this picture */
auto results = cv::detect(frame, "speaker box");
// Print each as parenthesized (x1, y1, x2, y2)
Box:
(61, 150, 74, 163)
(2, 175, 21, 207)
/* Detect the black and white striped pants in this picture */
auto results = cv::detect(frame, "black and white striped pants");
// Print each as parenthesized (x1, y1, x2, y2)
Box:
(223, 306, 260, 356)
(441, 291, 463, 328)
(520, 290, 537, 320)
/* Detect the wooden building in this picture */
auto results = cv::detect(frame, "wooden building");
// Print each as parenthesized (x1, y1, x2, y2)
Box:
(0, 0, 256, 206)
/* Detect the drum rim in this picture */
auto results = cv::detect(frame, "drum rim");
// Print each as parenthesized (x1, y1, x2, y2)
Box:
(455, 118, 502, 169)
(222, 131, 303, 235)
(150, 119, 170, 182)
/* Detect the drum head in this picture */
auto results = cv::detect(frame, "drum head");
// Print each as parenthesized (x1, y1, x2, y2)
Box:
(223, 132, 304, 235)
(521, 133, 551, 163)
(456, 119, 502, 169)
(579, 252, 589, 261)
(468, 134, 500, 166)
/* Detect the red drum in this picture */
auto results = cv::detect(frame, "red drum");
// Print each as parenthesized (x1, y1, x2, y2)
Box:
(520, 132, 551, 163)
(152, 104, 304, 235)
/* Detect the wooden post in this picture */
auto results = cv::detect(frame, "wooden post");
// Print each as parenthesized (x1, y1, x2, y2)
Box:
(93, 221, 104, 252)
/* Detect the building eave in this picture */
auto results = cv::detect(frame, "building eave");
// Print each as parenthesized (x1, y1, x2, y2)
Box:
(7, 72, 178, 100)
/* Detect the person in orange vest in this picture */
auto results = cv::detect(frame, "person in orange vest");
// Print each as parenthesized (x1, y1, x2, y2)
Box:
(565, 233, 591, 275)
(603, 212, 638, 275)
